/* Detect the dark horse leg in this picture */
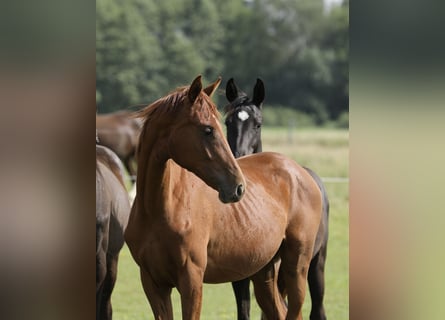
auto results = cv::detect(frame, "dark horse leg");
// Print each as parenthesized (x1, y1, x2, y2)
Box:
(99, 254, 119, 320)
(96, 255, 107, 320)
(232, 279, 251, 320)
(308, 245, 328, 320)
(96, 228, 107, 320)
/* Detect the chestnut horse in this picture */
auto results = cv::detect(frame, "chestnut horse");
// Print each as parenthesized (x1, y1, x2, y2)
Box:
(125, 76, 322, 319)
(96, 144, 131, 320)
(225, 78, 330, 320)
(96, 110, 143, 181)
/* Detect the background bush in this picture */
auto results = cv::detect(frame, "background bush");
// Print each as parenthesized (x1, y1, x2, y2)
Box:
(96, 0, 349, 126)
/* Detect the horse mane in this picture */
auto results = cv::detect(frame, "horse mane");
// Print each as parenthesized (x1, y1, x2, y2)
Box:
(135, 85, 221, 156)
(136, 86, 188, 123)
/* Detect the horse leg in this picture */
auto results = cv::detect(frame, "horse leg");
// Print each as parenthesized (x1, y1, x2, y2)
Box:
(232, 278, 251, 320)
(251, 257, 287, 320)
(99, 254, 119, 320)
(177, 260, 205, 320)
(140, 269, 173, 320)
(96, 286, 103, 320)
(308, 245, 327, 320)
(280, 240, 314, 320)
(96, 250, 106, 319)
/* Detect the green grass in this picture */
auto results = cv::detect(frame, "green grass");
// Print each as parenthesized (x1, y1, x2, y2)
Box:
(112, 126, 349, 319)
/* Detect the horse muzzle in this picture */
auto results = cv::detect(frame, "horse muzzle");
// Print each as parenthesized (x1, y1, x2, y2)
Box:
(218, 182, 245, 203)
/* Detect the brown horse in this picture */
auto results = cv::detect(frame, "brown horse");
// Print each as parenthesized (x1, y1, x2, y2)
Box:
(96, 144, 131, 320)
(96, 110, 143, 181)
(125, 76, 322, 319)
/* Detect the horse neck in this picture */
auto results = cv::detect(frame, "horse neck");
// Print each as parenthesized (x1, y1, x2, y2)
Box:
(135, 124, 174, 218)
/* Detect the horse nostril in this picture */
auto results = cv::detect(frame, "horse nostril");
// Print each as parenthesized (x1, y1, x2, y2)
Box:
(236, 184, 245, 198)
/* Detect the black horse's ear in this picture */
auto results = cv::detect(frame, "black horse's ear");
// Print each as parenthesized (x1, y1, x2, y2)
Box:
(226, 78, 239, 103)
(203, 76, 222, 97)
(188, 75, 202, 103)
(253, 78, 265, 108)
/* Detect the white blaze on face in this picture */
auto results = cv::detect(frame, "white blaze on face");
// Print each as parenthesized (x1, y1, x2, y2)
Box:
(237, 110, 250, 121)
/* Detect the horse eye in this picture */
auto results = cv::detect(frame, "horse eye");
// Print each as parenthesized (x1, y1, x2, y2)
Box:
(204, 126, 214, 136)
(256, 123, 262, 129)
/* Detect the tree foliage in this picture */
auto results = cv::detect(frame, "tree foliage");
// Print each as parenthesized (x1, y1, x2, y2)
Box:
(96, 0, 348, 123)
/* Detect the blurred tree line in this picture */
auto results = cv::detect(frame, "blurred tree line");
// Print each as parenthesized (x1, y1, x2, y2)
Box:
(97, 0, 348, 126)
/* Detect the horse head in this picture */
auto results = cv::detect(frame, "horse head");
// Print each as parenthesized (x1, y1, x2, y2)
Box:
(224, 78, 265, 158)
(142, 75, 246, 203)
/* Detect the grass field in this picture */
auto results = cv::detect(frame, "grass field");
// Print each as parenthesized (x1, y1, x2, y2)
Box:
(113, 126, 349, 319)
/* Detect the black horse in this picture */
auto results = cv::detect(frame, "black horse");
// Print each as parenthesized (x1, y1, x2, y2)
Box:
(224, 78, 330, 320)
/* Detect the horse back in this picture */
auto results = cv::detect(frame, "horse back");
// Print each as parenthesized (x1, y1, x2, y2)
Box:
(238, 152, 323, 238)
(180, 151, 322, 250)
(96, 146, 131, 255)
(96, 145, 128, 187)
(96, 111, 142, 157)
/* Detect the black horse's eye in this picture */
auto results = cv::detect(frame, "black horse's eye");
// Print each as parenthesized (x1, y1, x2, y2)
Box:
(255, 123, 262, 129)
(204, 126, 214, 136)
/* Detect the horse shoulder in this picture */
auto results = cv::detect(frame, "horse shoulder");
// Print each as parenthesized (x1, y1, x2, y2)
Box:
(167, 168, 213, 238)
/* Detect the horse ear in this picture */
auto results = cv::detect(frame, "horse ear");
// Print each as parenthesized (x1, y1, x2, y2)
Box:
(188, 75, 202, 103)
(203, 76, 222, 97)
(226, 78, 239, 103)
(253, 78, 265, 108)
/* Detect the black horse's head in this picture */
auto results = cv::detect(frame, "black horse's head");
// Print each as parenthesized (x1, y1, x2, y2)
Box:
(224, 78, 265, 158)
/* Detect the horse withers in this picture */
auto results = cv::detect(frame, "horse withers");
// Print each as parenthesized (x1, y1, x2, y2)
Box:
(125, 75, 322, 320)
(225, 78, 330, 320)
(96, 144, 131, 320)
